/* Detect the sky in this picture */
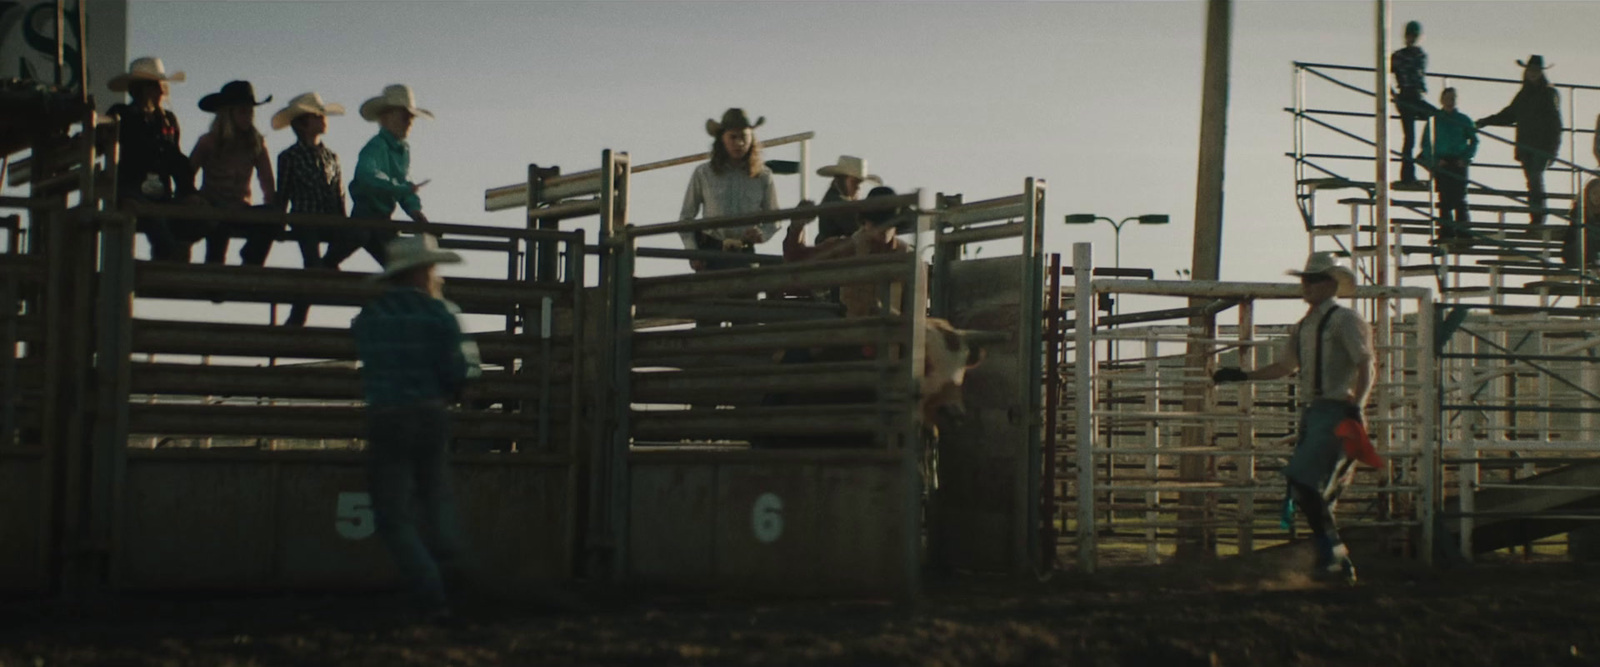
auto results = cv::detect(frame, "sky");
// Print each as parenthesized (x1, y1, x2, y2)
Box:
(103, 0, 1600, 327)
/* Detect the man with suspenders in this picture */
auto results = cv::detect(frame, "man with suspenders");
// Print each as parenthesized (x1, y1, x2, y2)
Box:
(1212, 252, 1375, 583)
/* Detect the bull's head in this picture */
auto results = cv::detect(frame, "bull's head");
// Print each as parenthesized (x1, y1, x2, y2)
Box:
(920, 318, 989, 430)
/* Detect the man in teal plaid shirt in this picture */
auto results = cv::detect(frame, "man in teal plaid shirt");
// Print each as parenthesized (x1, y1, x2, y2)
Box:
(352, 233, 480, 619)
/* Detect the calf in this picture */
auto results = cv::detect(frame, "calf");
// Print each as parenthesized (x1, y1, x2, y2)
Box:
(921, 317, 986, 429)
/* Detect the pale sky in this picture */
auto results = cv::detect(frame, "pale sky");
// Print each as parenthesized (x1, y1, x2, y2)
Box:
(109, 0, 1600, 327)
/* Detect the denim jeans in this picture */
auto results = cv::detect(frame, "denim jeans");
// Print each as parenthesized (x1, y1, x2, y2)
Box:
(366, 403, 467, 609)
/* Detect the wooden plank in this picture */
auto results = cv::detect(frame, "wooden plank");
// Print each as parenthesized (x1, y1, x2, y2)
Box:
(632, 405, 895, 440)
(635, 298, 845, 324)
(130, 320, 571, 363)
(129, 404, 545, 440)
(129, 363, 572, 401)
(633, 362, 893, 403)
(632, 317, 902, 361)
(635, 253, 916, 301)
(133, 263, 569, 311)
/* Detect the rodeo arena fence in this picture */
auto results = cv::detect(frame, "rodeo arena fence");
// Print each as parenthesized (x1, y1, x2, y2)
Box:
(10, 67, 1600, 602)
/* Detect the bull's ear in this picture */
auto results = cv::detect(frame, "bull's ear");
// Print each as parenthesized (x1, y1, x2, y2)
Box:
(965, 344, 986, 368)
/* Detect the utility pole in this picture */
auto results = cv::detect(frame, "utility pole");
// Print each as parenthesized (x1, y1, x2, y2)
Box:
(1177, 0, 1232, 560)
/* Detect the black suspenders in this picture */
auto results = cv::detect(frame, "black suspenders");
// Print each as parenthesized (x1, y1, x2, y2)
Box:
(1308, 305, 1340, 400)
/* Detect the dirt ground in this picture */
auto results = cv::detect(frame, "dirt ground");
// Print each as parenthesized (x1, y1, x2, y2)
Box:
(5, 553, 1600, 667)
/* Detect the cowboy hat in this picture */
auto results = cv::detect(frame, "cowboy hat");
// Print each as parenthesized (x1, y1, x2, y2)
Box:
(1287, 251, 1358, 298)
(360, 84, 434, 122)
(816, 155, 882, 184)
(705, 108, 764, 137)
(372, 234, 461, 281)
(198, 80, 273, 112)
(270, 92, 346, 131)
(1518, 55, 1553, 70)
(107, 57, 184, 92)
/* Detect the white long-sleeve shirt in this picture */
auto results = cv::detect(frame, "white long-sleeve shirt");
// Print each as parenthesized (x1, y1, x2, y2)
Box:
(677, 161, 780, 249)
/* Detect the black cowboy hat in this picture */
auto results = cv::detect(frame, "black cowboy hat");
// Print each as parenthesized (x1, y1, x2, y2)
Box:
(198, 80, 273, 112)
(863, 185, 914, 234)
(1517, 55, 1553, 70)
(705, 108, 765, 137)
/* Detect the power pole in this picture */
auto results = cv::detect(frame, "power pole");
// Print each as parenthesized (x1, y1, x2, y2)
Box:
(1178, 0, 1232, 560)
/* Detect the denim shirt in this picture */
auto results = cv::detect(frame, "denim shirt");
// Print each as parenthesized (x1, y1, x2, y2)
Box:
(352, 287, 481, 408)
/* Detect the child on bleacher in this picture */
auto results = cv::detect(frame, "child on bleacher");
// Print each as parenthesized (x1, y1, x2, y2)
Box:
(190, 80, 278, 265)
(1420, 87, 1477, 248)
(105, 57, 199, 262)
(272, 92, 354, 326)
(1563, 179, 1600, 269)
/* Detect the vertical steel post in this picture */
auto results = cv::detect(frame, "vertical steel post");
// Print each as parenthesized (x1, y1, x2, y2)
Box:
(1019, 178, 1046, 575)
(799, 139, 811, 203)
(1072, 242, 1096, 571)
(1417, 293, 1437, 565)
(1041, 254, 1062, 569)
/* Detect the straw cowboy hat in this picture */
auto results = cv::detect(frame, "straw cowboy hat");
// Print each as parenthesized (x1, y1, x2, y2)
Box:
(373, 234, 461, 281)
(1287, 251, 1358, 298)
(198, 80, 273, 112)
(107, 57, 184, 92)
(1518, 55, 1552, 70)
(816, 155, 882, 184)
(270, 92, 346, 131)
(360, 84, 434, 122)
(705, 108, 764, 137)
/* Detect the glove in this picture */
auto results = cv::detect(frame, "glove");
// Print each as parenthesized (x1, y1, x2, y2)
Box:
(1211, 367, 1248, 384)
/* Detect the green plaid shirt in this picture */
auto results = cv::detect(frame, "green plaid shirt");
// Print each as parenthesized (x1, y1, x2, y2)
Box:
(352, 287, 481, 407)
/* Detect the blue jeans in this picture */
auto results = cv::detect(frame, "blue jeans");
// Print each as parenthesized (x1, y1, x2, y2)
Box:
(366, 403, 466, 609)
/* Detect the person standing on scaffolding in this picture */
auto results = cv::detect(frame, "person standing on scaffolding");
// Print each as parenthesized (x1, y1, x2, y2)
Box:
(1212, 252, 1373, 584)
(1478, 56, 1563, 226)
(1420, 87, 1478, 248)
(352, 234, 481, 621)
(350, 84, 433, 266)
(679, 108, 779, 272)
(1390, 20, 1433, 190)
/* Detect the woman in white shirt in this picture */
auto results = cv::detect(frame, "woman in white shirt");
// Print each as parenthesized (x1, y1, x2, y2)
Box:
(678, 108, 779, 272)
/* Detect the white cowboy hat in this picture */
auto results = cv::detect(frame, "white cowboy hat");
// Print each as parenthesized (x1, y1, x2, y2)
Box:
(372, 234, 461, 281)
(359, 84, 434, 122)
(107, 57, 185, 92)
(816, 155, 882, 184)
(271, 92, 346, 131)
(1287, 251, 1358, 297)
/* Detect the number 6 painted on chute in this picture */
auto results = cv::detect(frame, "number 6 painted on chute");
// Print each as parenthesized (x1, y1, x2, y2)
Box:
(752, 492, 783, 544)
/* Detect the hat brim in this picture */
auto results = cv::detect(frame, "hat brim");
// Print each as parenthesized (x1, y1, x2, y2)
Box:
(1517, 59, 1553, 69)
(816, 166, 883, 183)
(370, 250, 462, 281)
(360, 98, 435, 122)
(199, 92, 274, 113)
(107, 70, 185, 93)
(705, 116, 766, 137)
(1287, 266, 1358, 297)
(271, 102, 347, 131)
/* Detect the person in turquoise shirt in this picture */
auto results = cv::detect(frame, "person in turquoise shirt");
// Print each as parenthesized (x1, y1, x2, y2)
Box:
(350, 84, 433, 266)
(1420, 87, 1478, 246)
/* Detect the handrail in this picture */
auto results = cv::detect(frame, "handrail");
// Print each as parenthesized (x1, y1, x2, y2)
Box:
(626, 193, 919, 239)
(1295, 61, 1600, 93)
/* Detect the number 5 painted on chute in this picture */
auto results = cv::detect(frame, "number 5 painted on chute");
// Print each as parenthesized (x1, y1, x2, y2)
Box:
(335, 492, 374, 540)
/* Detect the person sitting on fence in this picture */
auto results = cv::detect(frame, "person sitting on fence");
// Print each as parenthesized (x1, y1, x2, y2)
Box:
(1419, 87, 1477, 248)
(1563, 178, 1600, 270)
(351, 233, 482, 622)
(190, 80, 279, 266)
(814, 155, 882, 245)
(783, 185, 910, 308)
(272, 92, 358, 327)
(1212, 252, 1375, 584)
(350, 84, 433, 266)
(1477, 56, 1563, 226)
(106, 57, 200, 262)
(678, 108, 779, 272)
